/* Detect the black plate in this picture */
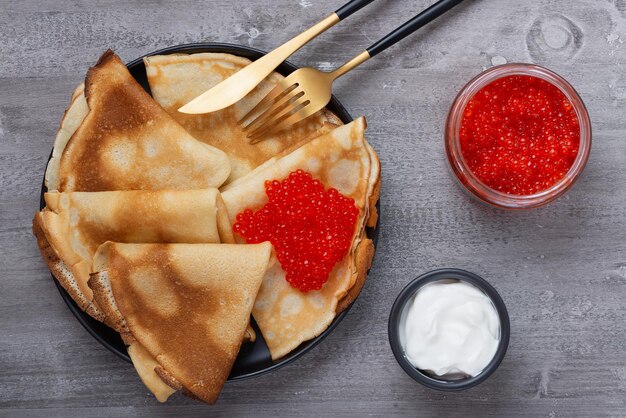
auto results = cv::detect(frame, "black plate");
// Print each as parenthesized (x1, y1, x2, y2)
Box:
(40, 43, 379, 380)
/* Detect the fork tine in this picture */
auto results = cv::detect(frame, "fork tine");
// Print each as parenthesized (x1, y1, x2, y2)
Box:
(249, 104, 315, 143)
(247, 95, 309, 139)
(238, 82, 298, 125)
(247, 97, 311, 143)
(243, 89, 305, 134)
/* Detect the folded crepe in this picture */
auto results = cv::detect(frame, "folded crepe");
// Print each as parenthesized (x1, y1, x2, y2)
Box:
(33, 189, 233, 321)
(46, 50, 230, 192)
(222, 117, 380, 359)
(88, 242, 272, 404)
(144, 53, 343, 183)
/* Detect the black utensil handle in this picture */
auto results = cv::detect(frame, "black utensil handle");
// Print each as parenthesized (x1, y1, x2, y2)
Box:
(366, 0, 466, 57)
(335, 0, 376, 20)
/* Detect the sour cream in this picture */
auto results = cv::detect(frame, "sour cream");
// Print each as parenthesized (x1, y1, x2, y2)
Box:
(401, 280, 500, 377)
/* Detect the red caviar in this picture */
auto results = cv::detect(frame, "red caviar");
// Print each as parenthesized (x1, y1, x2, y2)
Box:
(233, 169, 359, 292)
(460, 75, 580, 195)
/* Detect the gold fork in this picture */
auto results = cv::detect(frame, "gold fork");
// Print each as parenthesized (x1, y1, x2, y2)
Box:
(241, 0, 467, 143)
(178, 0, 375, 115)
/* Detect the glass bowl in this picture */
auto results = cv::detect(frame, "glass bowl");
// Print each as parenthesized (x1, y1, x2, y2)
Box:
(445, 63, 592, 209)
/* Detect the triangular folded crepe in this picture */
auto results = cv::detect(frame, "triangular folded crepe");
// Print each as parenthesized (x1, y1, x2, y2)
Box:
(222, 117, 380, 359)
(88, 242, 272, 404)
(33, 189, 233, 320)
(47, 50, 230, 192)
(144, 53, 342, 183)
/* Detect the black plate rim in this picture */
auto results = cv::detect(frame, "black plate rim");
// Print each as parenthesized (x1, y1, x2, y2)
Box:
(42, 42, 379, 381)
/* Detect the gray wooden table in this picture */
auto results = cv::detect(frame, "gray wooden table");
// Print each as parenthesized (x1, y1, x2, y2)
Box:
(2, 0, 625, 416)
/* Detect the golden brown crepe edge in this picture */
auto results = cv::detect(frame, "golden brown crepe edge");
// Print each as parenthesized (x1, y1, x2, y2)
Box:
(336, 132, 381, 313)
(83, 49, 122, 106)
(55, 50, 115, 192)
(45, 84, 88, 191)
(36, 208, 101, 314)
(144, 51, 253, 70)
(88, 243, 127, 332)
(32, 213, 105, 321)
(336, 239, 375, 314)
(215, 192, 236, 244)
(130, 344, 178, 402)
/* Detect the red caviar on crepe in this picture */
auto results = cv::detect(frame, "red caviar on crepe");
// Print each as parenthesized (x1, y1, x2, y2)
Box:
(222, 117, 380, 360)
(233, 169, 359, 292)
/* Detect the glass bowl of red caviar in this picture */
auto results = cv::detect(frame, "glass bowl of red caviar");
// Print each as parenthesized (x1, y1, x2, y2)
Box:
(445, 63, 591, 209)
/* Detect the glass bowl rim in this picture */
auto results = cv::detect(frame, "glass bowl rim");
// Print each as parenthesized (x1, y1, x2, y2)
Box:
(445, 63, 592, 209)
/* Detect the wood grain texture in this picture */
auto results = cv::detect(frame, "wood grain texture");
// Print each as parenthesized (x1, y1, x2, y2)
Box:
(1, 0, 626, 416)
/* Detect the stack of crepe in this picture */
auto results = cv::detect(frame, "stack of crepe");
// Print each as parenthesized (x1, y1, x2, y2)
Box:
(33, 49, 380, 405)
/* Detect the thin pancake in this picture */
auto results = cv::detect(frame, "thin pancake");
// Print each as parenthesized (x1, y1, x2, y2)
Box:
(33, 189, 232, 320)
(45, 83, 88, 190)
(222, 117, 380, 359)
(55, 50, 230, 192)
(88, 242, 272, 404)
(336, 139, 381, 313)
(144, 53, 342, 184)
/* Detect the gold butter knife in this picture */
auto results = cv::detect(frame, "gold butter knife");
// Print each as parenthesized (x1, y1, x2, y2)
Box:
(178, 0, 375, 115)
